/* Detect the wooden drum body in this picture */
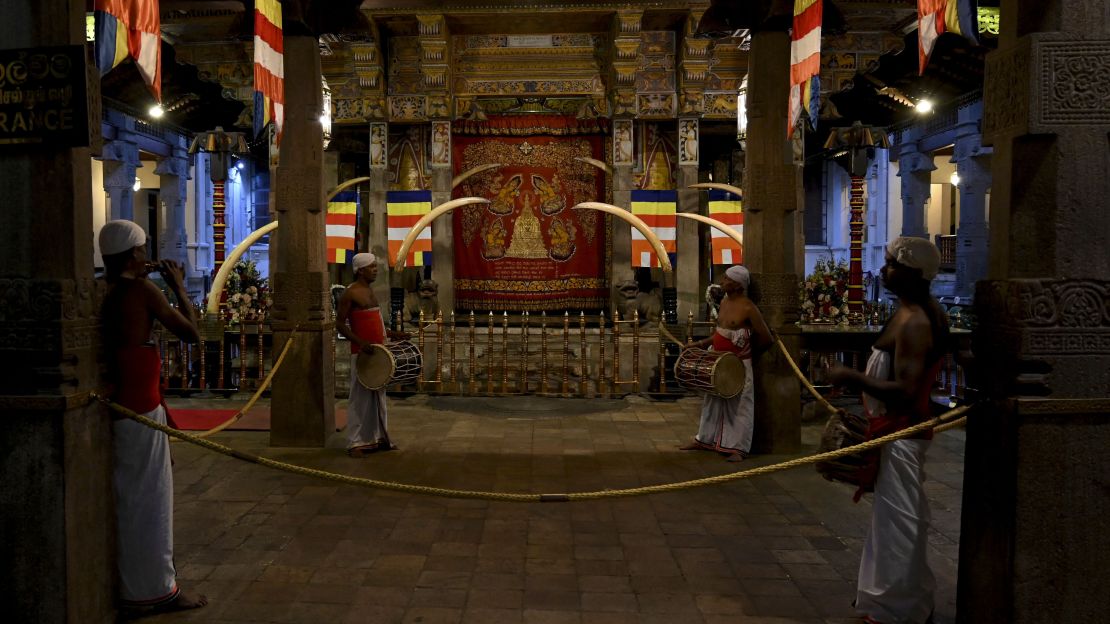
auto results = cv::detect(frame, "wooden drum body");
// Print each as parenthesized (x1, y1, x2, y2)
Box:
(356, 340, 423, 390)
(674, 348, 746, 399)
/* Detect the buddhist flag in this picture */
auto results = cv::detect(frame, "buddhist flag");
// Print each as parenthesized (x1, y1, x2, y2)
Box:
(788, 0, 822, 139)
(94, 0, 161, 101)
(326, 191, 358, 264)
(707, 190, 743, 265)
(918, 0, 978, 74)
(254, 0, 284, 140)
(387, 190, 433, 268)
(630, 190, 677, 268)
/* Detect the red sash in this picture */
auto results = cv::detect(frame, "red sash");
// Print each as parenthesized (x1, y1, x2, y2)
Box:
(711, 331, 752, 359)
(111, 346, 163, 415)
(349, 308, 385, 354)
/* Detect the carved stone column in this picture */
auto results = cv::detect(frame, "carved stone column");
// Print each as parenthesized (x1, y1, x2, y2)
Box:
(367, 122, 392, 312)
(958, 1, 1110, 622)
(154, 143, 191, 267)
(896, 130, 934, 239)
(101, 137, 140, 221)
(0, 4, 113, 622)
(742, 30, 802, 453)
(676, 118, 701, 319)
(953, 105, 991, 299)
(430, 167, 454, 316)
(269, 33, 335, 447)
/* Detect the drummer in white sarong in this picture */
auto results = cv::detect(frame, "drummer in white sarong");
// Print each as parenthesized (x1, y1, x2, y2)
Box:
(336, 253, 395, 457)
(680, 265, 772, 461)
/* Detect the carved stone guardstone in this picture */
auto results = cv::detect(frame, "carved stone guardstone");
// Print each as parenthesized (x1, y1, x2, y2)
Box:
(959, 2, 1110, 621)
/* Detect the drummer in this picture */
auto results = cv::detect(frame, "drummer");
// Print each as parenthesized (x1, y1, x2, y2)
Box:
(679, 265, 772, 461)
(336, 252, 395, 457)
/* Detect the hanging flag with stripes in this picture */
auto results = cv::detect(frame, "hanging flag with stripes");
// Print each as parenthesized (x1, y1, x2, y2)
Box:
(387, 190, 433, 268)
(253, 0, 284, 140)
(707, 190, 743, 265)
(917, 0, 978, 75)
(788, 0, 822, 139)
(629, 190, 677, 268)
(94, 0, 161, 101)
(326, 191, 358, 265)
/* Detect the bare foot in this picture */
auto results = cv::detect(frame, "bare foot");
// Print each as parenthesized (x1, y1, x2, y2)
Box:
(163, 589, 208, 611)
(678, 440, 704, 451)
(347, 445, 376, 458)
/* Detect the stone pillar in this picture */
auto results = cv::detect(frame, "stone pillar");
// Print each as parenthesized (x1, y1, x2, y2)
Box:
(741, 30, 802, 453)
(676, 118, 701, 319)
(101, 137, 140, 221)
(269, 33, 335, 447)
(154, 142, 191, 267)
(430, 167, 454, 315)
(611, 160, 635, 305)
(366, 122, 392, 312)
(0, 3, 114, 622)
(958, 1, 1110, 622)
(896, 130, 934, 239)
(952, 104, 991, 299)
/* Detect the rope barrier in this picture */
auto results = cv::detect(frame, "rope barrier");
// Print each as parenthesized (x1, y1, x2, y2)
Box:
(93, 392, 971, 503)
(172, 326, 298, 440)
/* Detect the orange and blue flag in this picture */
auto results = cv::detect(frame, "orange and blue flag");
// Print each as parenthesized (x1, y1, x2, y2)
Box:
(630, 190, 677, 268)
(326, 191, 358, 264)
(387, 191, 433, 268)
(918, 0, 978, 74)
(788, 0, 822, 138)
(254, 0, 284, 141)
(94, 0, 161, 101)
(707, 189, 743, 265)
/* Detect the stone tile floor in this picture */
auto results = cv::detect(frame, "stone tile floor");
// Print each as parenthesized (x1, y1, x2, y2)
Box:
(145, 394, 965, 624)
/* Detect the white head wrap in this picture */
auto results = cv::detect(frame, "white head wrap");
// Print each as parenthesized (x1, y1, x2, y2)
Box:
(887, 236, 941, 280)
(98, 220, 146, 256)
(724, 265, 750, 290)
(352, 252, 377, 271)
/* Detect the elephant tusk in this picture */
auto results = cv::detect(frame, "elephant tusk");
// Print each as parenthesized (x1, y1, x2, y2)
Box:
(326, 177, 372, 202)
(574, 157, 613, 176)
(207, 221, 280, 316)
(688, 182, 744, 199)
(394, 197, 491, 269)
(571, 202, 672, 276)
(452, 163, 502, 189)
(676, 213, 743, 260)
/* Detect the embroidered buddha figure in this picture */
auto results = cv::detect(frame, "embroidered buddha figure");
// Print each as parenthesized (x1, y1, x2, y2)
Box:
(506, 193, 547, 259)
(643, 144, 673, 190)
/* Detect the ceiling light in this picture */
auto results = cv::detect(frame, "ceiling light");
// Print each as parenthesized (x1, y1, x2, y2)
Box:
(915, 99, 934, 114)
(133, 177, 141, 192)
(148, 104, 164, 118)
(950, 172, 960, 187)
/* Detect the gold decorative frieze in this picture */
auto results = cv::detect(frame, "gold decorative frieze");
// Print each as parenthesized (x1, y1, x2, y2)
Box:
(389, 95, 428, 122)
(457, 78, 604, 97)
(617, 10, 642, 34)
(417, 14, 445, 36)
(637, 93, 676, 119)
(680, 88, 703, 115)
(702, 91, 737, 118)
(615, 39, 641, 60)
(612, 90, 637, 117)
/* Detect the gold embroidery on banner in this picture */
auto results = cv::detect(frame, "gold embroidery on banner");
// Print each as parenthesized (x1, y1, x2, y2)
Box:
(506, 194, 548, 259)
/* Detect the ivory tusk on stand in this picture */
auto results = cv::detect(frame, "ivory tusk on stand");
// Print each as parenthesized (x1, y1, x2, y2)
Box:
(571, 202, 673, 283)
(393, 197, 491, 269)
(452, 163, 502, 189)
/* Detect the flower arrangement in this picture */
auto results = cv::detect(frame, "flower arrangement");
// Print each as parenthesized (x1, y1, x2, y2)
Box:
(225, 260, 273, 324)
(799, 257, 850, 324)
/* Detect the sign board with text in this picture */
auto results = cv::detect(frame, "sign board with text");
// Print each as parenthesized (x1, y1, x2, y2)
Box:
(0, 46, 90, 147)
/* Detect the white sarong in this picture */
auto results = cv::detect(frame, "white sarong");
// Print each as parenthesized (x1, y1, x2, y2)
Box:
(694, 328, 755, 455)
(347, 354, 391, 449)
(113, 404, 178, 605)
(856, 348, 935, 623)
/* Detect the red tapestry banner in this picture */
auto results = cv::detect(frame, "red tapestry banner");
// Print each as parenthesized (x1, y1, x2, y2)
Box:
(452, 125, 610, 311)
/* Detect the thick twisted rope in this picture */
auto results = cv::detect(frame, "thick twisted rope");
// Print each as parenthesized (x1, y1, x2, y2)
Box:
(173, 326, 298, 440)
(94, 392, 970, 503)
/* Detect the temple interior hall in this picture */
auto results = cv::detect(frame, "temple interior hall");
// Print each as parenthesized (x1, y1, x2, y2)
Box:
(1, 1, 1107, 623)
